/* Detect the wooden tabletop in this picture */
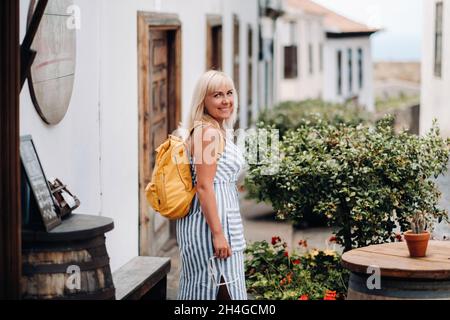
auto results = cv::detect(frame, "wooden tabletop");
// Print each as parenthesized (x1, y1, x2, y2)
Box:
(342, 241, 450, 279)
(22, 214, 114, 242)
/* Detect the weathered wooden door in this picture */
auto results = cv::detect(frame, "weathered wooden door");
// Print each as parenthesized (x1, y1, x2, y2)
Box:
(149, 30, 170, 250)
(138, 13, 181, 256)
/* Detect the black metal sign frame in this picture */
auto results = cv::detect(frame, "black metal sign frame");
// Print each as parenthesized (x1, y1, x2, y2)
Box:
(20, 135, 61, 232)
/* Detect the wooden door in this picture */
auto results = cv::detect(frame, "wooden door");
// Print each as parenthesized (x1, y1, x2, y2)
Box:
(138, 13, 181, 256)
(149, 30, 170, 242)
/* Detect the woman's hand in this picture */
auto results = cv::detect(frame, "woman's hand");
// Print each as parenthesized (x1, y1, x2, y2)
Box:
(212, 233, 232, 259)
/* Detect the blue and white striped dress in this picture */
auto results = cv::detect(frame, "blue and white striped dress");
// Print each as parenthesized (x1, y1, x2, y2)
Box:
(176, 133, 248, 300)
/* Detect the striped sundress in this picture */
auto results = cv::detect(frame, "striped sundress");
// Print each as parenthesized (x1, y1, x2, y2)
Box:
(176, 132, 248, 300)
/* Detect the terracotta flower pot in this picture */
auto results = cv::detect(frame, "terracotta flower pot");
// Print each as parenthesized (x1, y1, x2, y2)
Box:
(404, 230, 430, 257)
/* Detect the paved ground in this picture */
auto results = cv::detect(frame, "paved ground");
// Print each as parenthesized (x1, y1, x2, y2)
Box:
(432, 162, 450, 240)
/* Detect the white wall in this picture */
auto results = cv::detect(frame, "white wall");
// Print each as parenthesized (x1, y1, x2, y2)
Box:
(20, 0, 103, 219)
(19, 0, 259, 271)
(259, 16, 276, 110)
(275, 13, 324, 102)
(323, 37, 374, 111)
(274, 6, 374, 111)
(223, 0, 260, 127)
(421, 0, 450, 138)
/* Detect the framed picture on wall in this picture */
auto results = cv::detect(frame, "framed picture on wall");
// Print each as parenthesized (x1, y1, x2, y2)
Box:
(20, 135, 61, 232)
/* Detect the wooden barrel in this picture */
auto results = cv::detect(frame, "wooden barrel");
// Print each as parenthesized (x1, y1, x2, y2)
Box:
(342, 241, 450, 300)
(347, 272, 450, 300)
(21, 214, 115, 300)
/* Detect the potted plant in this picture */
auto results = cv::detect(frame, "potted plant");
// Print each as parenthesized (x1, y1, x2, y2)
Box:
(404, 211, 431, 257)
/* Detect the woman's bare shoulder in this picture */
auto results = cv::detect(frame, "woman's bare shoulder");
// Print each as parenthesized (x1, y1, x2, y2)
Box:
(191, 123, 223, 162)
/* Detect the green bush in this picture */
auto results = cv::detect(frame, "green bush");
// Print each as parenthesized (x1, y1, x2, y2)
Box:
(375, 94, 420, 112)
(245, 115, 450, 251)
(253, 99, 370, 227)
(257, 99, 369, 139)
(244, 237, 349, 300)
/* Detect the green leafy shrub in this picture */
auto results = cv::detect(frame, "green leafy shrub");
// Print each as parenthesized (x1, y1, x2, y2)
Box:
(252, 99, 371, 227)
(244, 237, 349, 300)
(257, 99, 369, 139)
(245, 115, 450, 251)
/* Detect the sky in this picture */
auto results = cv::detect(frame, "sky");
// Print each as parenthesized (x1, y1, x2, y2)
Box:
(313, 0, 422, 62)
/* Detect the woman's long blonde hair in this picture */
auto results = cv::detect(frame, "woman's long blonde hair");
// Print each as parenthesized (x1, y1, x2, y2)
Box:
(182, 70, 238, 139)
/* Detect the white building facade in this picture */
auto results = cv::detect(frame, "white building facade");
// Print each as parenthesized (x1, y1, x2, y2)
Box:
(421, 0, 450, 138)
(19, 0, 261, 271)
(275, 0, 377, 111)
(275, 6, 324, 101)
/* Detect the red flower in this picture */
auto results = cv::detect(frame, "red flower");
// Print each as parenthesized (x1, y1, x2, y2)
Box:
(284, 251, 289, 257)
(292, 259, 301, 265)
(298, 239, 308, 248)
(328, 236, 337, 243)
(271, 236, 281, 245)
(280, 273, 293, 286)
(298, 295, 309, 300)
(323, 290, 337, 300)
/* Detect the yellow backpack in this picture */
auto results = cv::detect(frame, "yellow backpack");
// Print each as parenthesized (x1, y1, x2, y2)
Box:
(145, 123, 224, 220)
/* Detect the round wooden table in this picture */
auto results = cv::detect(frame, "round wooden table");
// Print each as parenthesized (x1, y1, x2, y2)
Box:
(342, 241, 450, 300)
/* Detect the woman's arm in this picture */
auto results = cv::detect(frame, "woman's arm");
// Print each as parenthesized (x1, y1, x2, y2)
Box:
(192, 125, 232, 259)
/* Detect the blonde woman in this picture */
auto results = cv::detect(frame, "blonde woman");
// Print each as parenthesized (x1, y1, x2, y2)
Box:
(176, 70, 248, 300)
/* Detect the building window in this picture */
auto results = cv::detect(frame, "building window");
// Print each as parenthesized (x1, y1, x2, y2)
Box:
(284, 21, 298, 79)
(358, 48, 363, 89)
(337, 50, 342, 95)
(348, 48, 353, 94)
(284, 46, 298, 79)
(434, 2, 443, 78)
(309, 44, 314, 75)
(319, 43, 323, 72)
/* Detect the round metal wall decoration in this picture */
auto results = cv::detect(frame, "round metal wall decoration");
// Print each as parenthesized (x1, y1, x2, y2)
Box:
(27, 0, 77, 125)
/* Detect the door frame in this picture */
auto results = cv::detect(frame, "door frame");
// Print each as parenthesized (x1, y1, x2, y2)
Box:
(137, 12, 182, 256)
(0, 0, 21, 299)
(206, 14, 223, 71)
(247, 23, 254, 127)
(233, 14, 241, 129)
